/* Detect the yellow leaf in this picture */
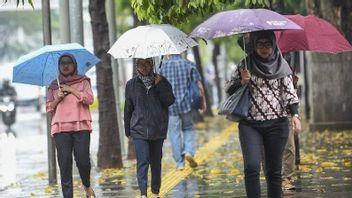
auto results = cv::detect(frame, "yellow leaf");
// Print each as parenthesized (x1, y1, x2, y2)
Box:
(321, 162, 337, 167)
(343, 160, 352, 167)
(33, 171, 46, 179)
(316, 167, 323, 173)
(43, 185, 53, 194)
(229, 169, 241, 175)
(299, 165, 312, 172)
(209, 169, 222, 174)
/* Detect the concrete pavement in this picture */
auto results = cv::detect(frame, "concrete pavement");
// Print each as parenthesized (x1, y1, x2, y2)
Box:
(0, 107, 351, 197)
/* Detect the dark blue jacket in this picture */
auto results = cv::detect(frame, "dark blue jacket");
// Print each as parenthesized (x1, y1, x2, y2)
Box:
(124, 75, 175, 140)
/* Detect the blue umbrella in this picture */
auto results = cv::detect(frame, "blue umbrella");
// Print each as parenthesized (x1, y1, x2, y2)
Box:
(12, 43, 100, 86)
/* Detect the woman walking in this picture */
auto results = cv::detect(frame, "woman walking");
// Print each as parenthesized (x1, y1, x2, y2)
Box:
(226, 31, 301, 198)
(46, 53, 95, 198)
(124, 58, 175, 198)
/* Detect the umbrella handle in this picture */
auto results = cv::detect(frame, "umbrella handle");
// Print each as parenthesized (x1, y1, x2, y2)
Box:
(56, 78, 69, 96)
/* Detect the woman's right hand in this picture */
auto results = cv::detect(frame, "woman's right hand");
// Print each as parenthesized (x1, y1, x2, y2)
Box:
(240, 69, 251, 85)
(56, 90, 65, 101)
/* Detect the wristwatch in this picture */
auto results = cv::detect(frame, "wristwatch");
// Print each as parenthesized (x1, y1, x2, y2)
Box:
(293, 114, 300, 120)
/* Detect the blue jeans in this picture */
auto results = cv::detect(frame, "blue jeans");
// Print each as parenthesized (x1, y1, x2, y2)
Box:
(239, 118, 289, 198)
(168, 111, 195, 168)
(133, 138, 164, 196)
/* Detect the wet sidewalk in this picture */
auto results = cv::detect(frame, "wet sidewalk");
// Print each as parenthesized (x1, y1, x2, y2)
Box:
(0, 108, 351, 197)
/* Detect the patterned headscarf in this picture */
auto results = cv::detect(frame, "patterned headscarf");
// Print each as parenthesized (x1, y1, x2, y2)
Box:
(135, 58, 155, 90)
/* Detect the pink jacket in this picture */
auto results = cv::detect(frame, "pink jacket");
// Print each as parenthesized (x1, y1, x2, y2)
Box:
(46, 79, 94, 135)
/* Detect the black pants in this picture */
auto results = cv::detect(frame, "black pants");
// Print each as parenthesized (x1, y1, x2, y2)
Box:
(239, 118, 289, 198)
(54, 131, 91, 198)
(133, 138, 164, 196)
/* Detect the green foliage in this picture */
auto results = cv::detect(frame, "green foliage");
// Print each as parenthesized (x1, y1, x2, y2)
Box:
(130, 0, 231, 25)
(115, 0, 134, 35)
(280, 0, 306, 15)
(223, 36, 246, 63)
(4, 0, 35, 8)
(130, 0, 272, 29)
(245, 0, 272, 8)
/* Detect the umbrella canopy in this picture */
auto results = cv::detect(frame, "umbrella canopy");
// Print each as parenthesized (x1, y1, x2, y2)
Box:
(276, 15, 352, 53)
(190, 8, 302, 40)
(108, 24, 198, 59)
(13, 43, 100, 86)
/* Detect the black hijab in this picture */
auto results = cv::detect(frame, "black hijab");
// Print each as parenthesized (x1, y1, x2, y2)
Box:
(248, 31, 292, 80)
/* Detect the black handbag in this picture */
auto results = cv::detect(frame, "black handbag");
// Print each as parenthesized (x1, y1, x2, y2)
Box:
(219, 85, 249, 122)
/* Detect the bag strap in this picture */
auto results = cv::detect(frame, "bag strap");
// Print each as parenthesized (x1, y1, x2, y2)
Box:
(188, 67, 196, 86)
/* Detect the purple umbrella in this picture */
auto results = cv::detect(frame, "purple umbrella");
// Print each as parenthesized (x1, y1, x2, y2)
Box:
(190, 9, 302, 40)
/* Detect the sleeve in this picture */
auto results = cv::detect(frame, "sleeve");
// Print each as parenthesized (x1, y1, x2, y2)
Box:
(154, 76, 175, 107)
(190, 63, 202, 82)
(281, 75, 299, 115)
(124, 81, 133, 137)
(46, 88, 55, 113)
(78, 80, 94, 105)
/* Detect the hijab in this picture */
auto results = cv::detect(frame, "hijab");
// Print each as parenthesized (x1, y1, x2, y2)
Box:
(49, 53, 89, 90)
(248, 31, 292, 80)
(135, 58, 155, 90)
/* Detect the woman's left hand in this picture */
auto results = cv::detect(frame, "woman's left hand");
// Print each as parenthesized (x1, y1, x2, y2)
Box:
(291, 116, 301, 134)
(60, 84, 81, 99)
(60, 84, 74, 93)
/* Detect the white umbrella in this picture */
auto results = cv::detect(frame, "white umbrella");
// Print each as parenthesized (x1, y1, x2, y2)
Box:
(108, 24, 198, 59)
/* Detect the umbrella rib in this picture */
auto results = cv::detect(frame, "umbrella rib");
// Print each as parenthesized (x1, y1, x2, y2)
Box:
(42, 52, 53, 86)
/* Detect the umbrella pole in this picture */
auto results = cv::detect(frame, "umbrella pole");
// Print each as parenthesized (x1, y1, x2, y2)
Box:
(56, 78, 61, 90)
(243, 36, 248, 70)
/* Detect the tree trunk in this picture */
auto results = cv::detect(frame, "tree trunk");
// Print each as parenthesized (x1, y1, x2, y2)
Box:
(336, 0, 352, 43)
(193, 46, 213, 117)
(89, 0, 123, 168)
(212, 43, 222, 105)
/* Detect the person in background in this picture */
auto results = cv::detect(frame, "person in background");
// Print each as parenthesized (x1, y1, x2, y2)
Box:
(226, 31, 301, 198)
(0, 80, 17, 97)
(46, 53, 95, 198)
(124, 58, 175, 198)
(281, 52, 300, 191)
(159, 54, 207, 170)
(0, 79, 17, 136)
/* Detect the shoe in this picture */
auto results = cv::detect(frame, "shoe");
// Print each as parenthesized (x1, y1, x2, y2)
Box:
(152, 194, 161, 198)
(177, 166, 185, 171)
(185, 153, 198, 168)
(85, 187, 96, 198)
(282, 178, 296, 190)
